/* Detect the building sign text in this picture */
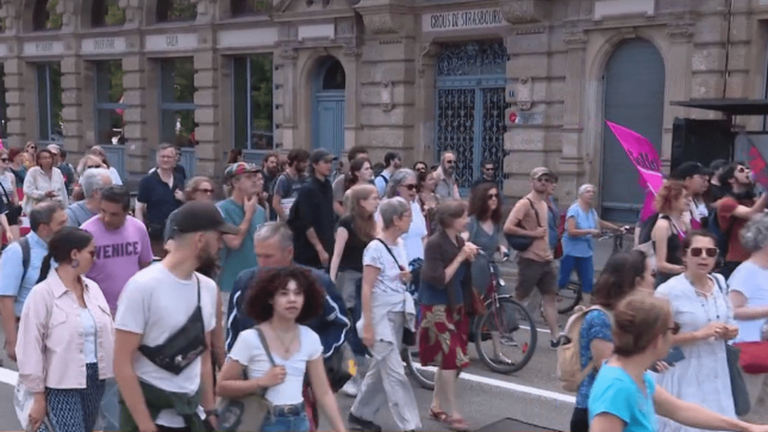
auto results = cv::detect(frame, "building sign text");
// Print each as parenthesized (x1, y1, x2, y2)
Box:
(22, 40, 64, 56)
(145, 33, 198, 51)
(81, 37, 127, 54)
(423, 8, 506, 32)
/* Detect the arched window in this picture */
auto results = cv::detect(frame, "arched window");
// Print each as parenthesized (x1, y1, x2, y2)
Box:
(92, 0, 125, 27)
(322, 60, 345, 91)
(32, 0, 63, 31)
(231, 0, 270, 17)
(156, 0, 196, 23)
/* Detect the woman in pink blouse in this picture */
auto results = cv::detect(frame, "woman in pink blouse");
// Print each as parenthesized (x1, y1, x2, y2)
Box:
(16, 226, 115, 432)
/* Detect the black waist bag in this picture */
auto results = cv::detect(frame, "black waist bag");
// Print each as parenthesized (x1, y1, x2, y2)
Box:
(139, 275, 207, 375)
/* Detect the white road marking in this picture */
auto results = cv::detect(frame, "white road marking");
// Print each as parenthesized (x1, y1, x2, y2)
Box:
(0, 364, 576, 404)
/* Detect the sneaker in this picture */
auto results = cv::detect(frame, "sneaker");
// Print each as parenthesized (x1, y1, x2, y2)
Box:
(340, 378, 358, 398)
(348, 413, 382, 432)
(550, 338, 561, 350)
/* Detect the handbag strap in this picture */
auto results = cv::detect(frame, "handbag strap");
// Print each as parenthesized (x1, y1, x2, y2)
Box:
(0, 177, 11, 204)
(713, 273, 729, 295)
(254, 326, 276, 367)
(524, 197, 542, 228)
(375, 238, 405, 271)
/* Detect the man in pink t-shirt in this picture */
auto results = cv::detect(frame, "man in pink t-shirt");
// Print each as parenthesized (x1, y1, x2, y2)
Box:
(81, 186, 153, 313)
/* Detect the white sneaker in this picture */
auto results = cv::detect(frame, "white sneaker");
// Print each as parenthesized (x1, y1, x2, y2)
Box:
(341, 378, 359, 397)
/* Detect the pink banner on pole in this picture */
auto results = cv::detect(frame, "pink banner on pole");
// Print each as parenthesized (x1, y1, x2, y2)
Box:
(606, 121, 664, 221)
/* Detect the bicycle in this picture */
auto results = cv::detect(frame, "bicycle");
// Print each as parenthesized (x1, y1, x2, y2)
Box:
(557, 228, 631, 314)
(472, 250, 537, 374)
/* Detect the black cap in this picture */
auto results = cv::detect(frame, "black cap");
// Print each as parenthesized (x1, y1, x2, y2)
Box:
(670, 162, 708, 181)
(310, 148, 337, 164)
(170, 201, 239, 237)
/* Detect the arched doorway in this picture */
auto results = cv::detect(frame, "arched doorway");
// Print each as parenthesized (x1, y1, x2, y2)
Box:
(312, 57, 346, 158)
(601, 38, 665, 223)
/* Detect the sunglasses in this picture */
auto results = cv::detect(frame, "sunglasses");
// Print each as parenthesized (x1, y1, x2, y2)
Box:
(28, 146, 36, 150)
(445, 160, 455, 165)
(537, 177, 553, 184)
(86, 165, 101, 169)
(0, 158, 8, 163)
(488, 193, 499, 200)
(196, 188, 215, 194)
(668, 322, 681, 335)
(689, 247, 718, 258)
(401, 184, 417, 191)
(737, 167, 749, 173)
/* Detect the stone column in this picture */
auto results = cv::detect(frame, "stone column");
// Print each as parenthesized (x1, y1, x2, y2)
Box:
(560, 30, 588, 198)
(122, 51, 149, 177)
(357, 7, 417, 163)
(60, 49, 86, 155)
(414, 42, 439, 163)
(4, 52, 28, 148)
(274, 46, 298, 151)
(193, 31, 219, 178)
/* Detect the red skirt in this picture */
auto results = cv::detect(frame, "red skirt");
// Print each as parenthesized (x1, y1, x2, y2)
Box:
(418, 304, 470, 370)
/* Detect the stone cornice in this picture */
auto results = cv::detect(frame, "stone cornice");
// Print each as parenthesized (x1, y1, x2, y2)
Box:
(500, 0, 549, 25)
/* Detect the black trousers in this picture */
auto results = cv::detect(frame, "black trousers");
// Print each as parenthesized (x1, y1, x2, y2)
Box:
(570, 407, 589, 432)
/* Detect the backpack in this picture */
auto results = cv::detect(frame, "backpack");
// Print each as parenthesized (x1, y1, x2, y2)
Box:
(376, 174, 389, 186)
(19, 236, 31, 283)
(557, 305, 612, 393)
(707, 206, 731, 260)
(634, 213, 660, 269)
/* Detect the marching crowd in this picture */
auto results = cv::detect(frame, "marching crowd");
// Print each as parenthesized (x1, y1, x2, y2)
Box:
(0, 140, 768, 432)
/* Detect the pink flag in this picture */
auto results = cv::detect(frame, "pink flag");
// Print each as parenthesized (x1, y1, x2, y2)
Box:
(115, 94, 124, 116)
(606, 121, 664, 221)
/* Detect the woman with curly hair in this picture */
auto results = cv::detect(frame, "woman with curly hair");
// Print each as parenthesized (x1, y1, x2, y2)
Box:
(652, 180, 691, 286)
(217, 267, 346, 432)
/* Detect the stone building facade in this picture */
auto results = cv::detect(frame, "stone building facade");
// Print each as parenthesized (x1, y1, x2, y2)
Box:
(1, 0, 768, 221)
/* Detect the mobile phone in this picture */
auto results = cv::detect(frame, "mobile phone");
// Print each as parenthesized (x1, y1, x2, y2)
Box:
(650, 346, 685, 372)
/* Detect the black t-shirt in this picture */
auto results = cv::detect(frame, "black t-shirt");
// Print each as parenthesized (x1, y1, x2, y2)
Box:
(337, 215, 369, 272)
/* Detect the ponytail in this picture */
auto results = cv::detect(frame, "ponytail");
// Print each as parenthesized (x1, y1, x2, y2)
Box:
(37, 253, 54, 284)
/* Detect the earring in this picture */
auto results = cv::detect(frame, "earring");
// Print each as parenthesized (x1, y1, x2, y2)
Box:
(71, 259, 80, 269)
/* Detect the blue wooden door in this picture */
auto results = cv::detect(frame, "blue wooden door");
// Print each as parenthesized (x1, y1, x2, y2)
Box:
(601, 38, 665, 223)
(312, 58, 346, 158)
(434, 41, 509, 192)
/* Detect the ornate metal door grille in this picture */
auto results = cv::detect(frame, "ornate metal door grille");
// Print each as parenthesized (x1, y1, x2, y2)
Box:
(435, 41, 509, 190)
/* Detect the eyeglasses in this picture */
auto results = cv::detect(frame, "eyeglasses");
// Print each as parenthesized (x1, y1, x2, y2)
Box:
(196, 188, 215, 194)
(689, 247, 718, 258)
(488, 193, 499, 200)
(401, 184, 417, 191)
(668, 322, 681, 335)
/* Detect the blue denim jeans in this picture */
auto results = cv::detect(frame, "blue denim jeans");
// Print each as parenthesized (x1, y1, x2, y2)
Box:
(260, 411, 310, 432)
(558, 255, 594, 293)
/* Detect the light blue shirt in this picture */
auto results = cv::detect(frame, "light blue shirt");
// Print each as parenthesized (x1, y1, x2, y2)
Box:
(562, 203, 598, 258)
(374, 171, 391, 197)
(0, 232, 52, 316)
(588, 365, 657, 432)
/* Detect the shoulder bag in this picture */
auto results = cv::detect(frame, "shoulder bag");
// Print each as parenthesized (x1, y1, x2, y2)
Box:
(374, 238, 417, 346)
(714, 275, 751, 416)
(505, 198, 541, 252)
(216, 327, 275, 432)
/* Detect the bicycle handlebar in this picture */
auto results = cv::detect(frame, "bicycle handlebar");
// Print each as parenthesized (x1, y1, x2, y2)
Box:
(476, 249, 510, 263)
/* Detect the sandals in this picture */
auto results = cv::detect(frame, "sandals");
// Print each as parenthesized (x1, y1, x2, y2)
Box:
(448, 417, 471, 431)
(429, 407, 449, 423)
(430, 408, 471, 431)
(494, 354, 514, 365)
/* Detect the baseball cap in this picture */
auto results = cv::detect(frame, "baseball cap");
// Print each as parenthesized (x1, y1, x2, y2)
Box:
(223, 162, 260, 180)
(670, 162, 707, 181)
(169, 201, 238, 237)
(310, 148, 337, 164)
(530, 167, 553, 180)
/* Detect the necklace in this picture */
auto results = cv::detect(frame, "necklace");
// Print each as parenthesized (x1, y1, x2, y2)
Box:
(269, 323, 299, 356)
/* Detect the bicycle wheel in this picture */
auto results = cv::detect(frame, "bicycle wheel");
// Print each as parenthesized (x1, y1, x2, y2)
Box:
(557, 280, 582, 314)
(401, 346, 435, 390)
(474, 296, 537, 374)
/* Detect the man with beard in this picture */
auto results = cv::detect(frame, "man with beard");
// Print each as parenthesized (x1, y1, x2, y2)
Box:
(81, 186, 153, 315)
(261, 151, 280, 220)
(272, 149, 309, 221)
(503, 167, 561, 348)
(218, 162, 266, 297)
(114, 201, 237, 432)
(715, 162, 768, 278)
(434, 150, 461, 200)
(374, 151, 401, 197)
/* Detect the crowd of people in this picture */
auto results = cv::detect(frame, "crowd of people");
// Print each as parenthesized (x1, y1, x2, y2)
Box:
(1, 140, 768, 432)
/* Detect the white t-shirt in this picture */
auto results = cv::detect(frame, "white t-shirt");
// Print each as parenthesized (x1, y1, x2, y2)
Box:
(80, 308, 97, 363)
(363, 238, 408, 311)
(403, 200, 427, 262)
(114, 264, 218, 427)
(728, 261, 768, 343)
(228, 326, 322, 405)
